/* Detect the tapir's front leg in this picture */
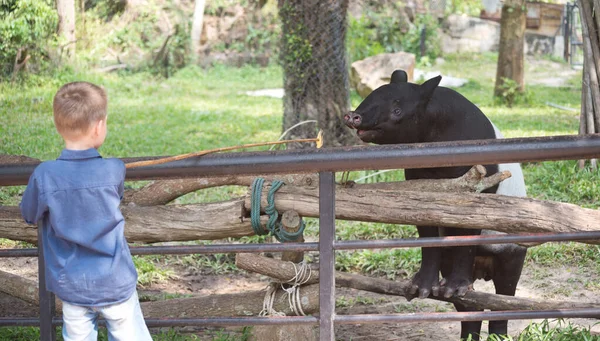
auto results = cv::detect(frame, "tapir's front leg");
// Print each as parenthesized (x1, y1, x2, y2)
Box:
(406, 226, 442, 300)
(439, 227, 482, 298)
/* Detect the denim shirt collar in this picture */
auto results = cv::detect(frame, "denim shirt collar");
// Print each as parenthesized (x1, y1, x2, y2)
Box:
(57, 148, 102, 161)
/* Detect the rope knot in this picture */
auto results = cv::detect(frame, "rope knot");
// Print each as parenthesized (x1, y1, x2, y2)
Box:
(250, 177, 306, 242)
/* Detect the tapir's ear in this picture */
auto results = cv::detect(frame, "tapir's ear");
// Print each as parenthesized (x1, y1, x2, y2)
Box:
(419, 75, 441, 103)
(390, 70, 408, 84)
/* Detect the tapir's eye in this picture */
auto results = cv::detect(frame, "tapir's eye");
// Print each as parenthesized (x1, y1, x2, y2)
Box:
(393, 108, 402, 116)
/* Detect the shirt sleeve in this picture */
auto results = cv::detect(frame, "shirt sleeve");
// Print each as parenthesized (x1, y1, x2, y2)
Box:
(19, 174, 47, 225)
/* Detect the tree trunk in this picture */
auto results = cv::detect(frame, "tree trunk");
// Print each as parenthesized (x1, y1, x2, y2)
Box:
(235, 253, 598, 311)
(494, 0, 526, 97)
(577, 0, 600, 169)
(278, 0, 357, 148)
(190, 0, 206, 61)
(57, 0, 76, 58)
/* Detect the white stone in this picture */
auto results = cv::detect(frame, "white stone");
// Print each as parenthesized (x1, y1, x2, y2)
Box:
(350, 52, 416, 98)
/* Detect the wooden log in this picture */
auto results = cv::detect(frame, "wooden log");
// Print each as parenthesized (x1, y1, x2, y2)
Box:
(0, 200, 267, 244)
(122, 165, 502, 206)
(353, 165, 510, 193)
(2, 165, 510, 243)
(142, 284, 320, 318)
(0, 270, 62, 312)
(235, 253, 598, 311)
(122, 173, 318, 206)
(280, 210, 304, 263)
(0, 155, 40, 164)
(4, 179, 600, 244)
(244, 185, 600, 243)
(4, 165, 600, 243)
(0, 268, 317, 317)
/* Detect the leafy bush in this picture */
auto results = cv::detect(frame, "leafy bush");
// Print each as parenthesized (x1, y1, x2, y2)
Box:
(347, 9, 441, 62)
(447, 0, 483, 16)
(401, 14, 442, 61)
(495, 77, 532, 107)
(0, 0, 57, 77)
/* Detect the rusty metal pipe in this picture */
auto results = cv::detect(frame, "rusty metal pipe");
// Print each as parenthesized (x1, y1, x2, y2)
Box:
(2, 134, 600, 186)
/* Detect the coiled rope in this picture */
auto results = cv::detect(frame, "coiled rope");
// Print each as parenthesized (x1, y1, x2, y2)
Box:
(259, 260, 313, 317)
(250, 177, 306, 242)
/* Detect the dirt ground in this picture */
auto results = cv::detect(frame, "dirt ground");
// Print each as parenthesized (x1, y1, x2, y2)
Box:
(0, 253, 598, 340)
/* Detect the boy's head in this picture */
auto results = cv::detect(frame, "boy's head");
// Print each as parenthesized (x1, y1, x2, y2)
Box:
(53, 82, 108, 148)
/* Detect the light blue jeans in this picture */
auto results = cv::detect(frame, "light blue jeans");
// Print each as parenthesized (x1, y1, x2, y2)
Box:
(61, 291, 152, 341)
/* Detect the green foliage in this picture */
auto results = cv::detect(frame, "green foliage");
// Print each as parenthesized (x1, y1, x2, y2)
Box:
(401, 14, 442, 61)
(279, 2, 313, 93)
(336, 248, 421, 280)
(495, 77, 532, 107)
(527, 243, 600, 270)
(347, 10, 441, 62)
(347, 16, 386, 62)
(0, 0, 57, 76)
(133, 255, 175, 287)
(474, 319, 600, 341)
(447, 0, 483, 16)
(525, 161, 600, 209)
(84, 0, 126, 19)
(0, 326, 249, 340)
(178, 253, 238, 275)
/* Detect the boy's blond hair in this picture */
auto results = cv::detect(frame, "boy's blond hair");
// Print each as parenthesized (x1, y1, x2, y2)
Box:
(53, 82, 107, 138)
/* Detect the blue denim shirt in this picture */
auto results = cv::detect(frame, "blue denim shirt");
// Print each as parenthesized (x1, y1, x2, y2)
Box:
(20, 148, 137, 307)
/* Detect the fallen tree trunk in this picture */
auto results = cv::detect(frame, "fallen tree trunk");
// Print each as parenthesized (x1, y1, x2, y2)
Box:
(122, 173, 319, 206)
(0, 268, 318, 317)
(142, 283, 319, 318)
(3, 185, 600, 244)
(122, 165, 503, 206)
(0, 269, 62, 312)
(245, 186, 600, 243)
(235, 253, 599, 311)
(3, 168, 599, 244)
(0, 200, 267, 244)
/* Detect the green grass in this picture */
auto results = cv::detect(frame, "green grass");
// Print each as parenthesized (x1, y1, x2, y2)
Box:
(0, 326, 252, 340)
(133, 255, 176, 287)
(471, 319, 600, 341)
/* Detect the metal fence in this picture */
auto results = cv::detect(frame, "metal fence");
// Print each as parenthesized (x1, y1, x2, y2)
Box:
(1, 134, 600, 341)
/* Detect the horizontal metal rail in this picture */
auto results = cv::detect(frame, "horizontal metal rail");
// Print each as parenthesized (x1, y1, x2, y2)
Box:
(2, 134, 600, 186)
(0, 317, 319, 327)
(334, 308, 600, 324)
(2, 231, 600, 258)
(2, 308, 599, 327)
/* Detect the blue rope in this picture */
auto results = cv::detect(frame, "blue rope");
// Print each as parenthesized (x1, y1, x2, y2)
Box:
(250, 177, 306, 242)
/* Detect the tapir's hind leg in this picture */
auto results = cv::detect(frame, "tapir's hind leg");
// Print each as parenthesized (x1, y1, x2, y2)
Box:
(489, 246, 527, 337)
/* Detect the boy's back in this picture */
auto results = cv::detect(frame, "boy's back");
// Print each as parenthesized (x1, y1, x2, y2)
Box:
(21, 148, 137, 306)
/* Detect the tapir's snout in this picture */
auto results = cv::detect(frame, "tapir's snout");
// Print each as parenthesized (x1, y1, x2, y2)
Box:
(343, 111, 362, 128)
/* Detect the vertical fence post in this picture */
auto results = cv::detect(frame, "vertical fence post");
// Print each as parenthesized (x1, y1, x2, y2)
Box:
(318, 172, 336, 341)
(38, 222, 56, 341)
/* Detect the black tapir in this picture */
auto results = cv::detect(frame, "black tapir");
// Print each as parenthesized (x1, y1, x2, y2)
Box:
(343, 70, 527, 340)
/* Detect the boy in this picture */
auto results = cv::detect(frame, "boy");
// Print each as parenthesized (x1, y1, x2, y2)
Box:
(20, 82, 152, 341)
